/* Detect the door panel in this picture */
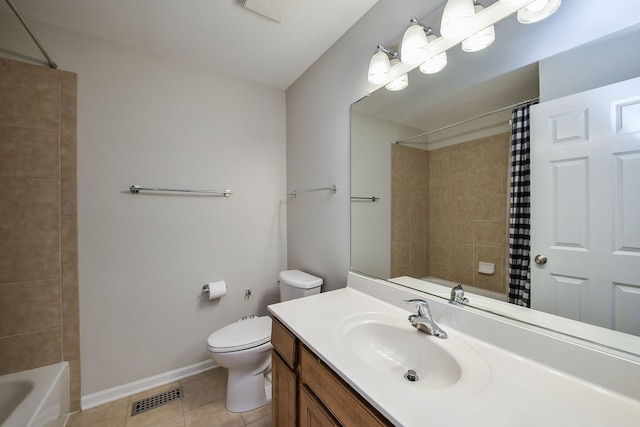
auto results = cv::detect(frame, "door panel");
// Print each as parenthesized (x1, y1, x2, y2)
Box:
(530, 76, 640, 334)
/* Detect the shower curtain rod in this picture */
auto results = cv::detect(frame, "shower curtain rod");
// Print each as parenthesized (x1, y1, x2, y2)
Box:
(396, 96, 539, 144)
(5, 0, 57, 69)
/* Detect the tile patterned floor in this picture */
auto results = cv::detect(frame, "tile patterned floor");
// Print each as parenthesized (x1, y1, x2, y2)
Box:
(66, 368, 271, 427)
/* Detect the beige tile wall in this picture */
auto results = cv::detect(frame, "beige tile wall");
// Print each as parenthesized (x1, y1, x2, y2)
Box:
(391, 133, 509, 295)
(0, 58, 80, 410)
(391, 144, 429, 278)
(429, 133, 510, 294)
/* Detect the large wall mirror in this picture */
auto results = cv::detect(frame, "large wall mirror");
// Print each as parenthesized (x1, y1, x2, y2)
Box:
(351, 2, 640, 357)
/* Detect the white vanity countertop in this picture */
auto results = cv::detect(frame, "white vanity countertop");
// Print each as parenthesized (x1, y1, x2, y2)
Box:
(268, 285, 640, 427)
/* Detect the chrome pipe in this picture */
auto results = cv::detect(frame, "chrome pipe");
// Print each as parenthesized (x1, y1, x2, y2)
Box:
(5, 0, 57, 69)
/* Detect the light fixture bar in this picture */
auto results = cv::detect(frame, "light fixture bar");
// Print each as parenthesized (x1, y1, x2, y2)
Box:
(368, 0, 542, 88)
(409, 17, 433, 35)
(420, 0, 538, 67)
(376, 44, 397, 58)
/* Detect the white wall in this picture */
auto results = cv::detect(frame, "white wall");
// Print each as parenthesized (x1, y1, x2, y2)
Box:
(539, 23, 640, 101)
(350, 112, 423, 278)
(0, 13, 286, 397)
(285, 0, 441, 291)
(285, 0, 640, 292)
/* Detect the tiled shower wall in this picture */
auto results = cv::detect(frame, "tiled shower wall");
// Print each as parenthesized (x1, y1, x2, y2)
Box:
(0, 58, 80, 410)
(428, 133, 510, 294)
(391, 133, 510, 295)
(391, 144, 430, 278)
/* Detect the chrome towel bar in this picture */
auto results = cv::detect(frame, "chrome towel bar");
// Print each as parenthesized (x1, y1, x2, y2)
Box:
(129, 185, 232, 197)
(288, 185, 336, 198)
(351, 196, 379, 202)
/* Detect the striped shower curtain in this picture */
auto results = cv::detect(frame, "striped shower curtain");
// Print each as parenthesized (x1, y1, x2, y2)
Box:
(508, 105, 534, 307)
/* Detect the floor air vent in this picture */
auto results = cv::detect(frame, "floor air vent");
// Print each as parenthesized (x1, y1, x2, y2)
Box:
(131, 387, 183, 416)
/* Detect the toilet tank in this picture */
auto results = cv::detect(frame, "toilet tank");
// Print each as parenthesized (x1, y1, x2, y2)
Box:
(279, 270, 323, 301)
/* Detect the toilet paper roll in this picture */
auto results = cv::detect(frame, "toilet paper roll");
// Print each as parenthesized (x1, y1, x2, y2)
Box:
(205, 280, 227, 300)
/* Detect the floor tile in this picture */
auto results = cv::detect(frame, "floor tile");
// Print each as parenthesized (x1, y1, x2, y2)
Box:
(183, 398, 244, 427)
(180, 368, 228, 411)
(241, 403, 271, 425)
(66, 368, 272, 427)
(246, 415, 271, 427)
(66, 398, 128, 427)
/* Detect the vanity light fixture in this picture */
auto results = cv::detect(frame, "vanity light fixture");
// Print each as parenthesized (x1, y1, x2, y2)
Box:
(401, 18, 430, 65)
(440, 0, 476, 39)
(461, 2, 496, 52)
(419, 34, 448, 74)
(516, 0, 561, 24)
(367, 44, 397, 85)
(366, 0, 562, 87)
(385, 59, 409, 91)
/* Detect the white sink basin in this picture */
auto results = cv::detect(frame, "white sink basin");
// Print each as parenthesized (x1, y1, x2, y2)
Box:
(334, 311, 491, 393)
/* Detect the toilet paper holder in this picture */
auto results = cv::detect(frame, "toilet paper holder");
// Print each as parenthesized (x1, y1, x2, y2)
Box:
(202, 280, 227, 300)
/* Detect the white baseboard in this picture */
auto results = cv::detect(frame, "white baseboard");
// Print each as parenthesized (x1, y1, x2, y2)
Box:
(81, 359, 217, 410)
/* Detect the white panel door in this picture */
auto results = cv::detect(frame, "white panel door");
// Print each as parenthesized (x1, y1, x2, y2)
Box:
(530, 76, 640, 335)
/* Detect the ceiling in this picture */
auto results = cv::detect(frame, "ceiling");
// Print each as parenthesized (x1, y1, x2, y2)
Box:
(0, 0, 379, 89)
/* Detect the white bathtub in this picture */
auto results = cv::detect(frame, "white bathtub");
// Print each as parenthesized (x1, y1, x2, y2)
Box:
(0, 363, 69, 427)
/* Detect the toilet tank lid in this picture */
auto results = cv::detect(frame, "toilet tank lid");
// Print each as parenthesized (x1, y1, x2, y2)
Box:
(279, 270, 323, 289)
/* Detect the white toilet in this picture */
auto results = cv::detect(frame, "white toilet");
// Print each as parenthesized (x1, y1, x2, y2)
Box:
(206, 270, 322, 412)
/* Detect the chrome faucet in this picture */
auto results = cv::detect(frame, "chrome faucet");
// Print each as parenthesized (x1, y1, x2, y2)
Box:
(449, 284, 469, 305)
(403, 299, 448, 339)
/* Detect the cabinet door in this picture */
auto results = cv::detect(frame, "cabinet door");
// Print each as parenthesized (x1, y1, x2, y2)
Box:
(272, 351, 297, 427)
(300, 346, 391, 427)
(300, 385, 340, 427)
(272, 318, 297, 368)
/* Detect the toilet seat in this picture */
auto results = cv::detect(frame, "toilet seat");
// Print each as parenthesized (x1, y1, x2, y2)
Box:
(207, 316, 272, 353)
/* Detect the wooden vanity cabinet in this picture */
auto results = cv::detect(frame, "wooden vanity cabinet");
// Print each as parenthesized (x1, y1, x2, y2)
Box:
(299, 384, 340, 427)
(271, 318, 392, 427)
(272, 318, 298, 427)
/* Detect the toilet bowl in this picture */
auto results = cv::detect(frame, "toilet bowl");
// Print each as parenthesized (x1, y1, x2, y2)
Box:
(206, 270, 322, 412)
(207, 316, 273, 412)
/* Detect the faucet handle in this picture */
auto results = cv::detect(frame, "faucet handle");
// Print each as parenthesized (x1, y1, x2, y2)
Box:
(449, 284, 469, 305)
(403, 299, 429, 317)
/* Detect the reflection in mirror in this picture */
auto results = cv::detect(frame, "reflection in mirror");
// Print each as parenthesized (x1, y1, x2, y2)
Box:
(351, 9, 640, 357)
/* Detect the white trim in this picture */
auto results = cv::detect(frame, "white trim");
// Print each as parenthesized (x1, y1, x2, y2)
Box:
(81, 359, 217, 410)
